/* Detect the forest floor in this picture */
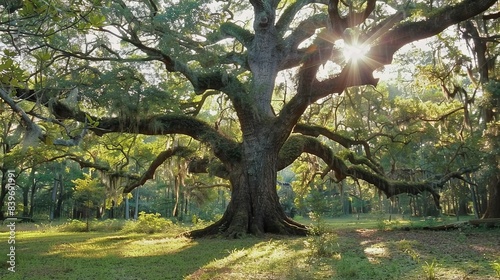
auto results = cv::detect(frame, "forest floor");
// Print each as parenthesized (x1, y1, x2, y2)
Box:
(0, 215, 499, 279)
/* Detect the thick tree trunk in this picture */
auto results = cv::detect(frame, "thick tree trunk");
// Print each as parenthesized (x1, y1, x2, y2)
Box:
(186, 134, 307, 238)
(464, 19, 500, 219)
(184, 5, 309, 237)
(0, 169, 9, 220)
(483, 176, 500, 218)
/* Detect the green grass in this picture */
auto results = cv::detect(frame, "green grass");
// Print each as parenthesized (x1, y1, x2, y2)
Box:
(0, 214, 498, 279)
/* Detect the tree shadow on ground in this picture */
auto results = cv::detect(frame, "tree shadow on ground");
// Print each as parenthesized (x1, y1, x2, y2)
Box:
(0, 231, 260, 280)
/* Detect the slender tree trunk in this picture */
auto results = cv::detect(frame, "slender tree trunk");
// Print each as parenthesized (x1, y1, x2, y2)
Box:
(54, 174, 64, 219)
(22, 186, 29, 217)
(173, 175, 180, 217)
(468, 174, 480, 218)
(29, 181, 36, 217)
(49, 177, 58, 220)
(125, 195, 130, 219)
(134, 187, 139, 220)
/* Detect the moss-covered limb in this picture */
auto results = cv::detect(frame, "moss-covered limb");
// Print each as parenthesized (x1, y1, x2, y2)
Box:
(280, 135, 479, 208)
(278, 135, 349, 180)
(67, 156, 140, 182)
(345, 152, 384, 175)
(347, 165, 442, 207)
(280, 14, 327, 61)
(219, 22, 254, 48)
(123, 147, 194, 193)
(88, 114, 241, 165)
(292, 124, 384, 174)
(293, 123, 373, 158)
(276, 0, 316, 35)
(12, 88, 242, 167)
(188, 157, 230, 180)
(305, 0, 496, 101)
(346, 165, 479, 208)
(369, 0, 496, 66)
(328, 0, 376, 36)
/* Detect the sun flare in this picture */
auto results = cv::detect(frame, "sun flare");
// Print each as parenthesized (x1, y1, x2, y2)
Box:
(342, 42, 371, 62)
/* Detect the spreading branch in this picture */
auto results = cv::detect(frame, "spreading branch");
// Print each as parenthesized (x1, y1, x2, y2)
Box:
(90, 114, 241, 163)
(278, 135, 478, 208)
(0, 88, 88, 147)
(123, 146, 194, 193)
(293, 123, 373, 158)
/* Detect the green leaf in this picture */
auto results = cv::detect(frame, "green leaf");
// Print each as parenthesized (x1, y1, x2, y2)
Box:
(3, 50, 17, 57)
(89, 13, 106, 27)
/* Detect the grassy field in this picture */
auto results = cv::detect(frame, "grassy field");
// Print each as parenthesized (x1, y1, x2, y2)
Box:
(0, 215, 499, 279)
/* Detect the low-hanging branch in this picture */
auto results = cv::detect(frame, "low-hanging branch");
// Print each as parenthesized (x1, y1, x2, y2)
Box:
(293, 123, 374, 158)
(290, 124, 385, 175)
(0, 88, 88, 147)
(278, 135, 478, 208)
(123, 146, 194, 193)
(92, 114, 241, 164)
(67, 155, 140, 182)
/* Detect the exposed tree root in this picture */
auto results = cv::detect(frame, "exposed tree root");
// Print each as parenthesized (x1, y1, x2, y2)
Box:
(181, 215, 308, 239)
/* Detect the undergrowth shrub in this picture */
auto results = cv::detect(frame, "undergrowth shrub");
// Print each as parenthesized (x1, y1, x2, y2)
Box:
(92, 219, 123, 232)
(59, 219, 88, 232)
(491, 260, 500, 279)
(122, 212, 173, 234)
(305, 212, 340, 259)
(422, 259, 439, 280)
(58, 219, 124, 232)
(34, 222, 59, 232)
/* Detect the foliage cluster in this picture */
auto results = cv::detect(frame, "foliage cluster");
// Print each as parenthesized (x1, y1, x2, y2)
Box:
(58, 212, 175, 234)
(59, 219, 127, 232)
(121, 211, 174, 234)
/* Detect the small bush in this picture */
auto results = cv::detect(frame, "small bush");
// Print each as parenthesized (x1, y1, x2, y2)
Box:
(304, 232, 339, 258)
(491, 260, 500, 279)
(92, 219, 124, 232)
(122, 212, 173, 234)
(305, 211, 340, 259)
(422, 259, 439, 280)
(58, 219, 125, 232)
(59, 219, 88, 232)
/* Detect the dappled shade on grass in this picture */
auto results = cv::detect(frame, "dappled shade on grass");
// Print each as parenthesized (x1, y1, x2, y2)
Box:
(0, 216, 499, 279)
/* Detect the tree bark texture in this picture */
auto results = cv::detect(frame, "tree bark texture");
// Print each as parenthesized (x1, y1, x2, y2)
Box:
(187, 128, 307, 238)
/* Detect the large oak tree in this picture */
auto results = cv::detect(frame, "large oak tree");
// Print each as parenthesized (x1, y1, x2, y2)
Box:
(0, 0, 497, 236)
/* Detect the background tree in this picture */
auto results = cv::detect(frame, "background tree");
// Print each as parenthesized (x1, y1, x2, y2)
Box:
(72, 173, 105, 231)
(0, 0, 497, 237)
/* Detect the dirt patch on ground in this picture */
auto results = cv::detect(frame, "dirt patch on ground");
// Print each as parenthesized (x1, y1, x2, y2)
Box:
(347, 228, 500, 259)
(336, 227, 500, 279)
